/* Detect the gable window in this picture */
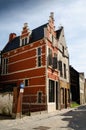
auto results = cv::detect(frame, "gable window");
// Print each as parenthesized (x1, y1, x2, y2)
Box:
(49, 80, 55, 102)
(37, 91, 42, 103)
(21, 37, 28, 46)
(48, 48, 52, 66)
(25, 38, 27, 44)
(22, 39, 24, 46)
(37, 47, 41, 67)
(2, 58, 8, 74)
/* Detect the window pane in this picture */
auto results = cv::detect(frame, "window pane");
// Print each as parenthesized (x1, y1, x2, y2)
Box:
(37, 47, 41, 67)
(22, 39, 24, 45)
(25, 79, 28, 86)
(48, 48, 52, 66)
(25, 38, 27, 44)
(59, 61, 63, 77)
(38, 48, 41, 55)
(61, 88, 64, 104)
(38, 56, 41, 67)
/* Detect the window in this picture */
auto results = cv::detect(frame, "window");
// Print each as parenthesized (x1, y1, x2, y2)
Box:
(37, 47, 41, 67)
(62, 46, 64, 56)
(25, 79, 28, 86)
(59, 61, 63, 77)
(25, 38, 27, 45)
(37, 91, 42, 103)
(48, 48, 52, 66)
(22, 39, 24, 46)
(53, 53, 57, 69)
(64, 63, 66, 78)
(67, 89, 70, 103)
(2, 58, 8, 74)
(21, 37, 28, 46)
(61, 88, 64, 104)
(49, 80, 55, 102)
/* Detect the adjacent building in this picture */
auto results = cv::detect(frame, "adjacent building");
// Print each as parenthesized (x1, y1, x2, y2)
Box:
(84, 79, 86, 103)
(70, 66, 80, 104)
(79, 73, 85, 104)
(0, 13, 70, 117)
(0, 51, 1, 74)
(57, 27, 70, 109)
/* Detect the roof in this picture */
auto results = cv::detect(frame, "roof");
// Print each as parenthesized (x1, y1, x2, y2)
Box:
(2, 36, 20, 53)
(2, 23, 47, 53)
(56, 26, 63, 39)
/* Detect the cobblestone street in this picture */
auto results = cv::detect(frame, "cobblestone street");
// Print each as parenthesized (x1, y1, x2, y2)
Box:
(0, 105, 86, 130)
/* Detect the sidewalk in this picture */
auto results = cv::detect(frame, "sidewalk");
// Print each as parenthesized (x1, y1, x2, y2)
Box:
(0, 107, 79, 130)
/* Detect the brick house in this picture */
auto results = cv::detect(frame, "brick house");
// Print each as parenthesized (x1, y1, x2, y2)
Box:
(0, 13, 70, 117)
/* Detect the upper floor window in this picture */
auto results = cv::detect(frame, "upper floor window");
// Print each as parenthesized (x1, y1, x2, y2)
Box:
(64, 63, 66, 79)
(59, 60, 63, 77)
(53, 53, 58, 69)
(37, 47, 41, 67)
(62, 46, 64, 56)
(2, 58, 8, 74)
(48, 48, 52, 66)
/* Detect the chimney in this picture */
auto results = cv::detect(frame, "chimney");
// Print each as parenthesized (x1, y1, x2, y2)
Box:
(9, 33, 16, 42)
(49, 12, 54, 23)
(50, 12, 54, 19)
(24, 23, 28, 28)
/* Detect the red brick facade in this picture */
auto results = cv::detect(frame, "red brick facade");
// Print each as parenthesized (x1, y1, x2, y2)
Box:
(0, 13, 70, 117)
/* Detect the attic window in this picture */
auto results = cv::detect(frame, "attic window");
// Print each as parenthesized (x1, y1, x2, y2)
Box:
(25, 38, 27, 44)
(2, 58, 8, 74)
(21, 37, 28, 46)
(22, 39, 24, 46)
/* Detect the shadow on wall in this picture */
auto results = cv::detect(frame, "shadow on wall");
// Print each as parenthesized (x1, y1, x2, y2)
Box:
(61, 105, 86, 130)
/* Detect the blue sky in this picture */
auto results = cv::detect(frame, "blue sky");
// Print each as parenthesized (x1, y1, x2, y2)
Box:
(0, 0, 86, 76)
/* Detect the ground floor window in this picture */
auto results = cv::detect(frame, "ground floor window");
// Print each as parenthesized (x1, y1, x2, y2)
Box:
(61, 88, 64, 104)
(37, 91, 42, 103)
(67, 89, 70, 103)
(24, 79, 29, 87)
(49, 80, 55, 102)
